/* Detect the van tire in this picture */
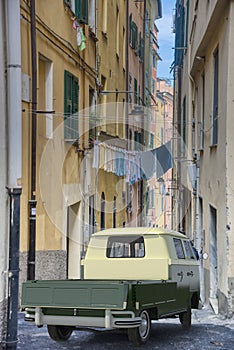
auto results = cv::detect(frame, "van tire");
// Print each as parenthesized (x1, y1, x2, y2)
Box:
(47, 325, 73, 341)
(128, 310, 151, 346)
(179, 307, 191, 330)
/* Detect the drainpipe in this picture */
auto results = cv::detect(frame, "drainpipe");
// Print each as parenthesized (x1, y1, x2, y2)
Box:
(5, 0, 22, 349)
(176, 66, 182, 232)
(126, 0, 129, 140)
(0, 0, 8, 345)
(125, 0, 129, 225)
(28, 0, 37, 281)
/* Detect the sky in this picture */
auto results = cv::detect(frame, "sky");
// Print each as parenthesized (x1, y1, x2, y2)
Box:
(156, 0, 175, 81)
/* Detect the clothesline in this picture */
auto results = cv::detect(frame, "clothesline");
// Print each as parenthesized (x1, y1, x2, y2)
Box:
(92, 140, 173, 184)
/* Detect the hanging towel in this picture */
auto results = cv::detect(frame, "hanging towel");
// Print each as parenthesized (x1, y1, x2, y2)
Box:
(92, 141, 100, 169)
(153, 140, 173, 179)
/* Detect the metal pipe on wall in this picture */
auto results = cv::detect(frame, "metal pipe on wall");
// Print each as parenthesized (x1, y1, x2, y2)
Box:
(28, 0, 37, 281)
(4, 0, 22, 348)
(0, 0, 8, 345)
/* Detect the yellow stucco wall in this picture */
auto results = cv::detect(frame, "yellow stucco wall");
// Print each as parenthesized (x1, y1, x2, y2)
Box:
(20, 0, 97, 253)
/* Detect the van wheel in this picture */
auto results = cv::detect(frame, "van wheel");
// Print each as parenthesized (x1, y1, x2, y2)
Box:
(128, 310, 151, 346)
(47, 325, 73, 341)
(179, 307, 191, 330)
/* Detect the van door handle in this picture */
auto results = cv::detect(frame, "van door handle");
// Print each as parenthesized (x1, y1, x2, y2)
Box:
(187, 271, 194, 277)
(177, 271, 184, 281)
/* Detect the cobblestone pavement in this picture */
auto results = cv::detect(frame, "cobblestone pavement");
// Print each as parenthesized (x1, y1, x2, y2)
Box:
(17, 307, 234, 350)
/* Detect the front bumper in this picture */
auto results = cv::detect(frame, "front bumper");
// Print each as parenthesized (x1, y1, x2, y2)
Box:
(24, 307, 142, 329)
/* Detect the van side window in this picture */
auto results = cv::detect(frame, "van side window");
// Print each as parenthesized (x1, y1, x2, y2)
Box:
(106, 236, 145, 258)
(173, 238, 185, 259)
(183, 240, 195, 259)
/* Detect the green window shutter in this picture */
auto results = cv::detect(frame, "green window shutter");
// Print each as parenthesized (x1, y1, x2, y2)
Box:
(64, 71, 79, 140)
(134, 24, 138, 54)
(72, 77, 79, 140)
(64, 70, 73, 140)
(131, 22, 138, 51)
(129, 14, 133, 45)
(139, 32, 144, 61)
(134, 78, 137, 103)
(75, 0, 88, 24)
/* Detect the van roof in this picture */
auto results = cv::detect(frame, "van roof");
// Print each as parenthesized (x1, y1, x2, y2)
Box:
(92, 227, 188, 239)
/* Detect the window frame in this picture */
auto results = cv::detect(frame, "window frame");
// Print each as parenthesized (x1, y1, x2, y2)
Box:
(64, 70, 79, 141)
(183, 240, 195, 259)
(173, 238, 185, 259)
(106, 235, 145, 259)
(64, 0, 88, 24)
(212, 46, 219, 146)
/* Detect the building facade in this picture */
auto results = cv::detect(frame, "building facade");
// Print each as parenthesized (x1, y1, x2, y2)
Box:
(20, 0, 98, 283)
(1, 0, 163, 345)
(173, 0, 234, 316)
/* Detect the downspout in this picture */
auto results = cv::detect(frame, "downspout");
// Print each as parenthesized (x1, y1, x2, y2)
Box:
(188, 27, 204, 302)
(176, 66, 182, 232)
(141, 0, 146, 226)
(5, 0, 22, 349)
(125, 0, 129, 226)
(0, 0, 8, 345)
(28, 0, 37, 281)
(126, 0, 129, 141)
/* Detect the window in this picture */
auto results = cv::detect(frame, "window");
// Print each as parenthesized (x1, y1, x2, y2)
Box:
(160, 127, 164, 145)
(161, 195, 164, 212)
(198, 73, 205, 150)
(134, 78, 138, 103)
(113, 196, 116, 228)
(64, 0, 88, 24)
(89, 0, 96, 32)
(101, 192, 105, 230)
(123, 27, 126, 70)
(150, 133, 154, 148)
(129, 15, 138, 52)
(139, 32, 144, 62)
(182, 96, 186, 152)
(173, 238, 185, 259)
(134, 131, 139, 150)
(129, 74, 132, 104)
(39, 55, 53, 139)
(150, 189, 154, 208)
(201, 73, 205, 149)
(145, 70, 149, 100)
(116, 7, 120, 56)
(64, 70, 79, 140)
(89, 87, 96, 142)
(183, 240, 195, 259)
(89, 195, 95, 235)
(212, 47, 219, 145)
(145, 10, 149, 36)
(106, 236, 145, 258)
(153, 55, 157, 68)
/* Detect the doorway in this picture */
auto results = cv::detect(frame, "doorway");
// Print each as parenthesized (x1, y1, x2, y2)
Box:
(210, 205, 218, 301)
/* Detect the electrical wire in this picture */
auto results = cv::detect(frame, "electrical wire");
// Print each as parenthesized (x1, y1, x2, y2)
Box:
(20, 2, 97, 81)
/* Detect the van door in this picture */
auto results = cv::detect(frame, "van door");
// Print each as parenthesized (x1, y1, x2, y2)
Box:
(183, 240, 200, 292)
(170, 238, 190, 288)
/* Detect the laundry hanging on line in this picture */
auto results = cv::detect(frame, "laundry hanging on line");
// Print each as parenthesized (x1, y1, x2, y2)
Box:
(92, 140, 173, 184)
